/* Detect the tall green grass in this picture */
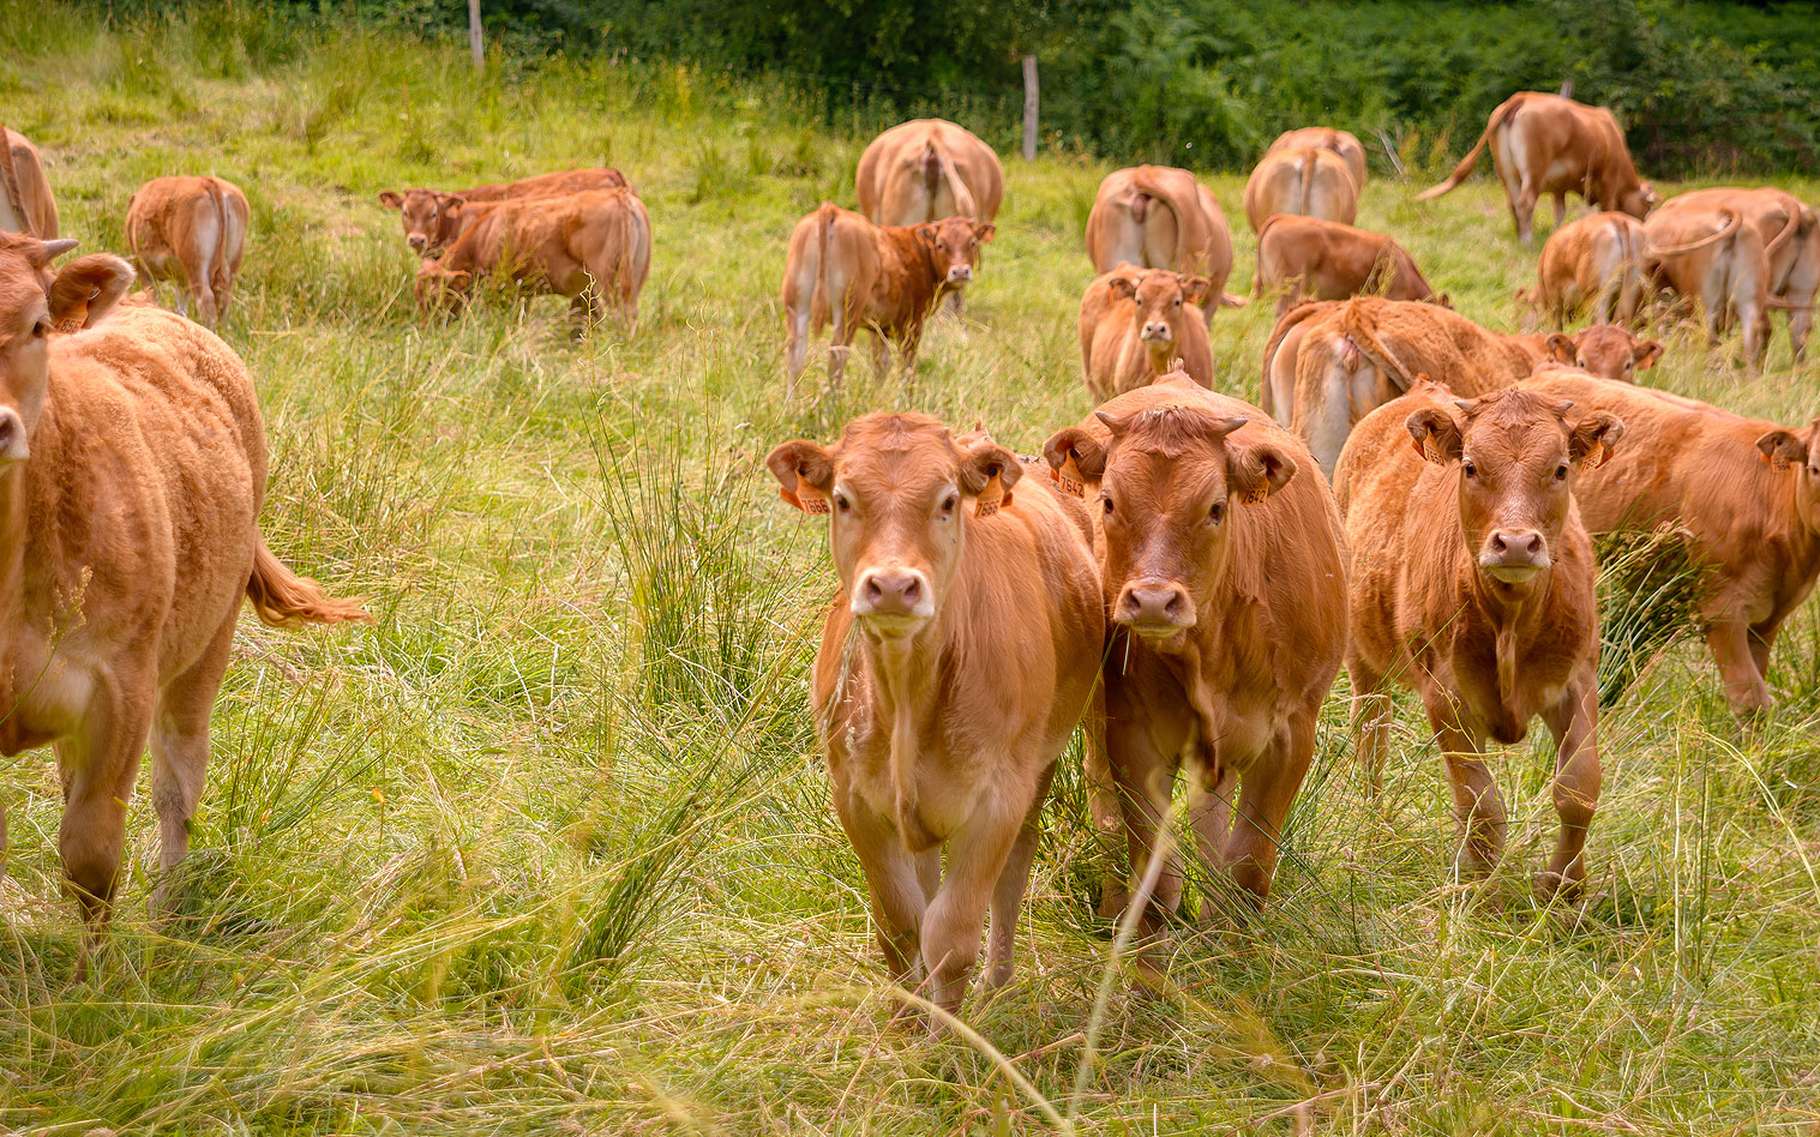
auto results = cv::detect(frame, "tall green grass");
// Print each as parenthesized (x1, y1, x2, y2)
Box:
(0, 5, 1817, 1133)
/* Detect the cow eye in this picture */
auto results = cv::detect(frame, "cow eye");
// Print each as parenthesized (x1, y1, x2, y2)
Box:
(1461, 459, 1477, 478)
(834, 493, 852, 513)
(1554, 464, 1569, 481)
(1173, 297, 1183, 307)
(939, 492, 958, 516)
(31, 318, 49, 338)
(1208, 500, 1226, 525)
(1101, 494, 1114, 516)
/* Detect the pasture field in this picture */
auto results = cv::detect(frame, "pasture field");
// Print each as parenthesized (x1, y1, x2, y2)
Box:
(3, 5, 1819, 1134)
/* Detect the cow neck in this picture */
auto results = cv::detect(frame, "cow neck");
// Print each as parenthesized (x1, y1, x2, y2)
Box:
(1464, 558, 1555, 713)
(878, 226, 946, 319)
(1143, 337, 1176, 376)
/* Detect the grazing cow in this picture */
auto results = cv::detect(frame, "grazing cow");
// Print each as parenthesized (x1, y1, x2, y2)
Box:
(1077, 266, 1214, 401)
(1530, 324, 1662, 382)
(1243, 146, 1359, 233)
(1523, 210, 1649, 326)
(124, 175, 250, 329)
(1041, 375, 1345, 937)
(1524, 371, 1820, 715)
(1084, 166, 1242, 321)
(781, 203, 993, 392)
(0, 233, 368, 968)
(0, 126, 58, 238)
(856, 119, 1003, 228)
(414, 188, 651, 331)
(1417, 92, 1656, 243)
(1644, 203, 1771, 370)
(1336, 385, 1620, 896)
(377, 167, 628, 256)
(766, 414, 1102, 1016)
(1655, 186, 1819, 362)
(1267, 127, 1368, 189)
(1254, 214, 1437, 317)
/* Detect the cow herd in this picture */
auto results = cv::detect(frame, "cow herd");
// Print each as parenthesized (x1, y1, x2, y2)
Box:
(0, 90, 1817, 1024)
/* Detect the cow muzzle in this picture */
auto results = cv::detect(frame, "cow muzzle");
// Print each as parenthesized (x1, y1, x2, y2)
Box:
(1140, 321, 1173, 344)
(0, 408, 27, 464)
(1478, 529, 1550, 583)
(852, 566, 935, 633)
(945, 265, 973, 285)
(1114, 579, 1195, 637)
(407, 234, 428, 252)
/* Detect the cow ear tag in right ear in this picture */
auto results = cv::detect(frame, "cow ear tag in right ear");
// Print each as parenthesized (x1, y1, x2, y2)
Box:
(1057, 453, 1086, 496)
(796, 479, 831, 514)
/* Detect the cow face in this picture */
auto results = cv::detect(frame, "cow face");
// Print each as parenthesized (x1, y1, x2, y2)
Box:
(0, 235, 133, 464)
(1043, 403, 1297, 649)
(1406, 390, 1622, 591)
(1617, 181, 1657, 220)
(1757, 421, 1820, 536)
(915, 217, 995, 289)
(413, 260, 472, 313)
(379, 189, 465, 255)
(1546, 326, 1663, 382)
(1110, 271, 1212, 349)
(768, 413, 1019, 641)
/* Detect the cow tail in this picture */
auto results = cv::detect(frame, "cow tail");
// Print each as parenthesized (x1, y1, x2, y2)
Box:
(1648, 209, 1742, 259)
(206, 177, 233, 294)
(246, 539, 371, 628)
(1298, 151, 1316, 216)
(812, 201, 838, 331)
(1254, 213, 1281, 296)
(1338, 301, 1419, 391)
(1764, 201, 1800, 294)
(937, 149, 977, 220)
(1416, 94, 1520, 202)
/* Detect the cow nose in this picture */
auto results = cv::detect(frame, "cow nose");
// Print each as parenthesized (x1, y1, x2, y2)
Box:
(1141, 321, 1172, 341)
(0, 408, 27, 463)
(854, 568, 930, 621)
(1116, 580, 1195, 633)
(1480, 529, 1550, 581)
(408, 235, 427, 250)
(946, 265, 972, 283)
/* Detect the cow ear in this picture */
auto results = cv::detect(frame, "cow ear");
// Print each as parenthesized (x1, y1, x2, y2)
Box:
(1545, 333, 1576, 365)
(765, 439, 835, 514)
(974, 223, 995, 243)
(915, 224, 937, 244)
(1632, 340, 1664, 370)
(1226, 438, 1298, 504)
(48, 254, 135, 331)
(1179, 274, 1212, 308)
(378, 191, 404, 209)
(444, 194, 467, 210)
(957, 437, 1021, 517)
(1570, 412, 1624, 469)
(1107, 275, 1137, 300)
(1757, 429, 1808, 471)
(1042, 426, 1107, 496)
(1405, 406, 1464, 464)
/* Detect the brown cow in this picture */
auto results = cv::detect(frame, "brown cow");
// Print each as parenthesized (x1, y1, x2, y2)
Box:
(1417, 92, 1656, 243)
(377, 167, 628, 256)
(1644, 203, 1771, 370)
(1254, 214, 1437, 317)
(1531, 324, 1662, 382)
(1243, 146, 1359, 234)
(1336, 385, 1620, 897)
(1041, 375, 1346, 938)
(415, 187, 651, 332)
(1084, 166, 1242, 321)
(781, 203, 993, 392)
(1524, 371, 1820, 715)
(1267, 127, 1368, 189)
(0, 234, 367, 969)
(766, 414, 1102, 1016)
(1523, 210, 1649, 326)
(124, 175, 251, 329)
(1655, 186, 1818, 362)
(0, 126, 58, 239)
(856, 119, 1003, 227)
(1077, 266, 1214, 401)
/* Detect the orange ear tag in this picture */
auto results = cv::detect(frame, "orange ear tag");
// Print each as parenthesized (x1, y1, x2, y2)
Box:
(796, 482, 831, 514)
(1057, 453, 1086, 496)
(1242, 486, 1269, 505)
(975, 471, 1007, 517)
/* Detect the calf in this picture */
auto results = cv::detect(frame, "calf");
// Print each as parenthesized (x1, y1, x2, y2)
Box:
(1243, 146, 1358, 234)
(1267, 127, 1368, 189)
(414, 188, 651, 332)
(1645, 205, 1771, 370)
(1523, 210, 1648, 326)
(1084, 166, 1241, 324)
(378, 166, 628, 256)
(0, 234, 367, 970)
(766, 414, 1102, 1016)
(1654, 186, 1819, 362)
(124, 175, 250, 328)
(1255, 214, 1436, 317)
(1525, 371, 1820, 715)
(1077, 266, 1214, 401)
(0, 125, 58, 238)
(1042, 375, 1346, 939)
(1532, 324, 1662, 382)
(1336, 386, 1621, 896)
(781, 203, 993, 392)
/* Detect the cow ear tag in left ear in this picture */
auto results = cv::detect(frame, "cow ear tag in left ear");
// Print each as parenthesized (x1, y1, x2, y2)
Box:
(975, 470, 1009, 517)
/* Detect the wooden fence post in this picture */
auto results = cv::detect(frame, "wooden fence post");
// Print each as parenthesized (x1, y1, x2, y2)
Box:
(468, 0, 484, 71)
(1021, 55, 1038, 160)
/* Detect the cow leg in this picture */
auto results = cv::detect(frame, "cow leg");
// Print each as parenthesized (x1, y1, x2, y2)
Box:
(784, 299, 811, 395)
(985, 762, 1055, 988)
(149, 607, 236, 911)
(190, 274, 219, 329)
(1510, 181, 1539, 244)
(1186, 763, 1236, 921)
(1222, 709, 1316, 907)
(831, 794, 925, 990)
(1107, 712, 1183, 936)
(826, 303, 855, 391)
(55, 677, 155, 977)
(1348, 658, 1393, 795)
(1706, 620, 1773, 716)
(1431, 714, 1506, 881)
(1080, 682, 1129, 918)
(1537, 667, 1600, 901)
(1551, 192, 1567, 230)
(922, 797, 1023, 1016)
(1748, 620, 1779, 686)
(1789, 302, 1812, 363)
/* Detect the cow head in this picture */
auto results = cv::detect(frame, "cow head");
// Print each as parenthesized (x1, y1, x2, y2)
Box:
(0, 235, 134, 464)
(1545, 325, 1663, 382)
(1109, 270, 1211, 353)
(915, 216, 994, 290)
(379, 188, 466, 256)
(413, 259, 472, 314)
(1757, 420, 1820, 536)
(1617, 181, 1658, 220)
(1043, 400, 1297, 649)
(767, 413, 1019, 642)
(1405, 389, 1622, 592)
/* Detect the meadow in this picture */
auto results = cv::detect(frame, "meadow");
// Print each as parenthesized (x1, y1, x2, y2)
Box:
(2, 5, 1819, 1133)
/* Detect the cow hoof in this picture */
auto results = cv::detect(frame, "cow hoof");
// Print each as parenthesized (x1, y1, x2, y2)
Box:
(1096, 882, 1131, 921)
(1533, 869, 1584, 904)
